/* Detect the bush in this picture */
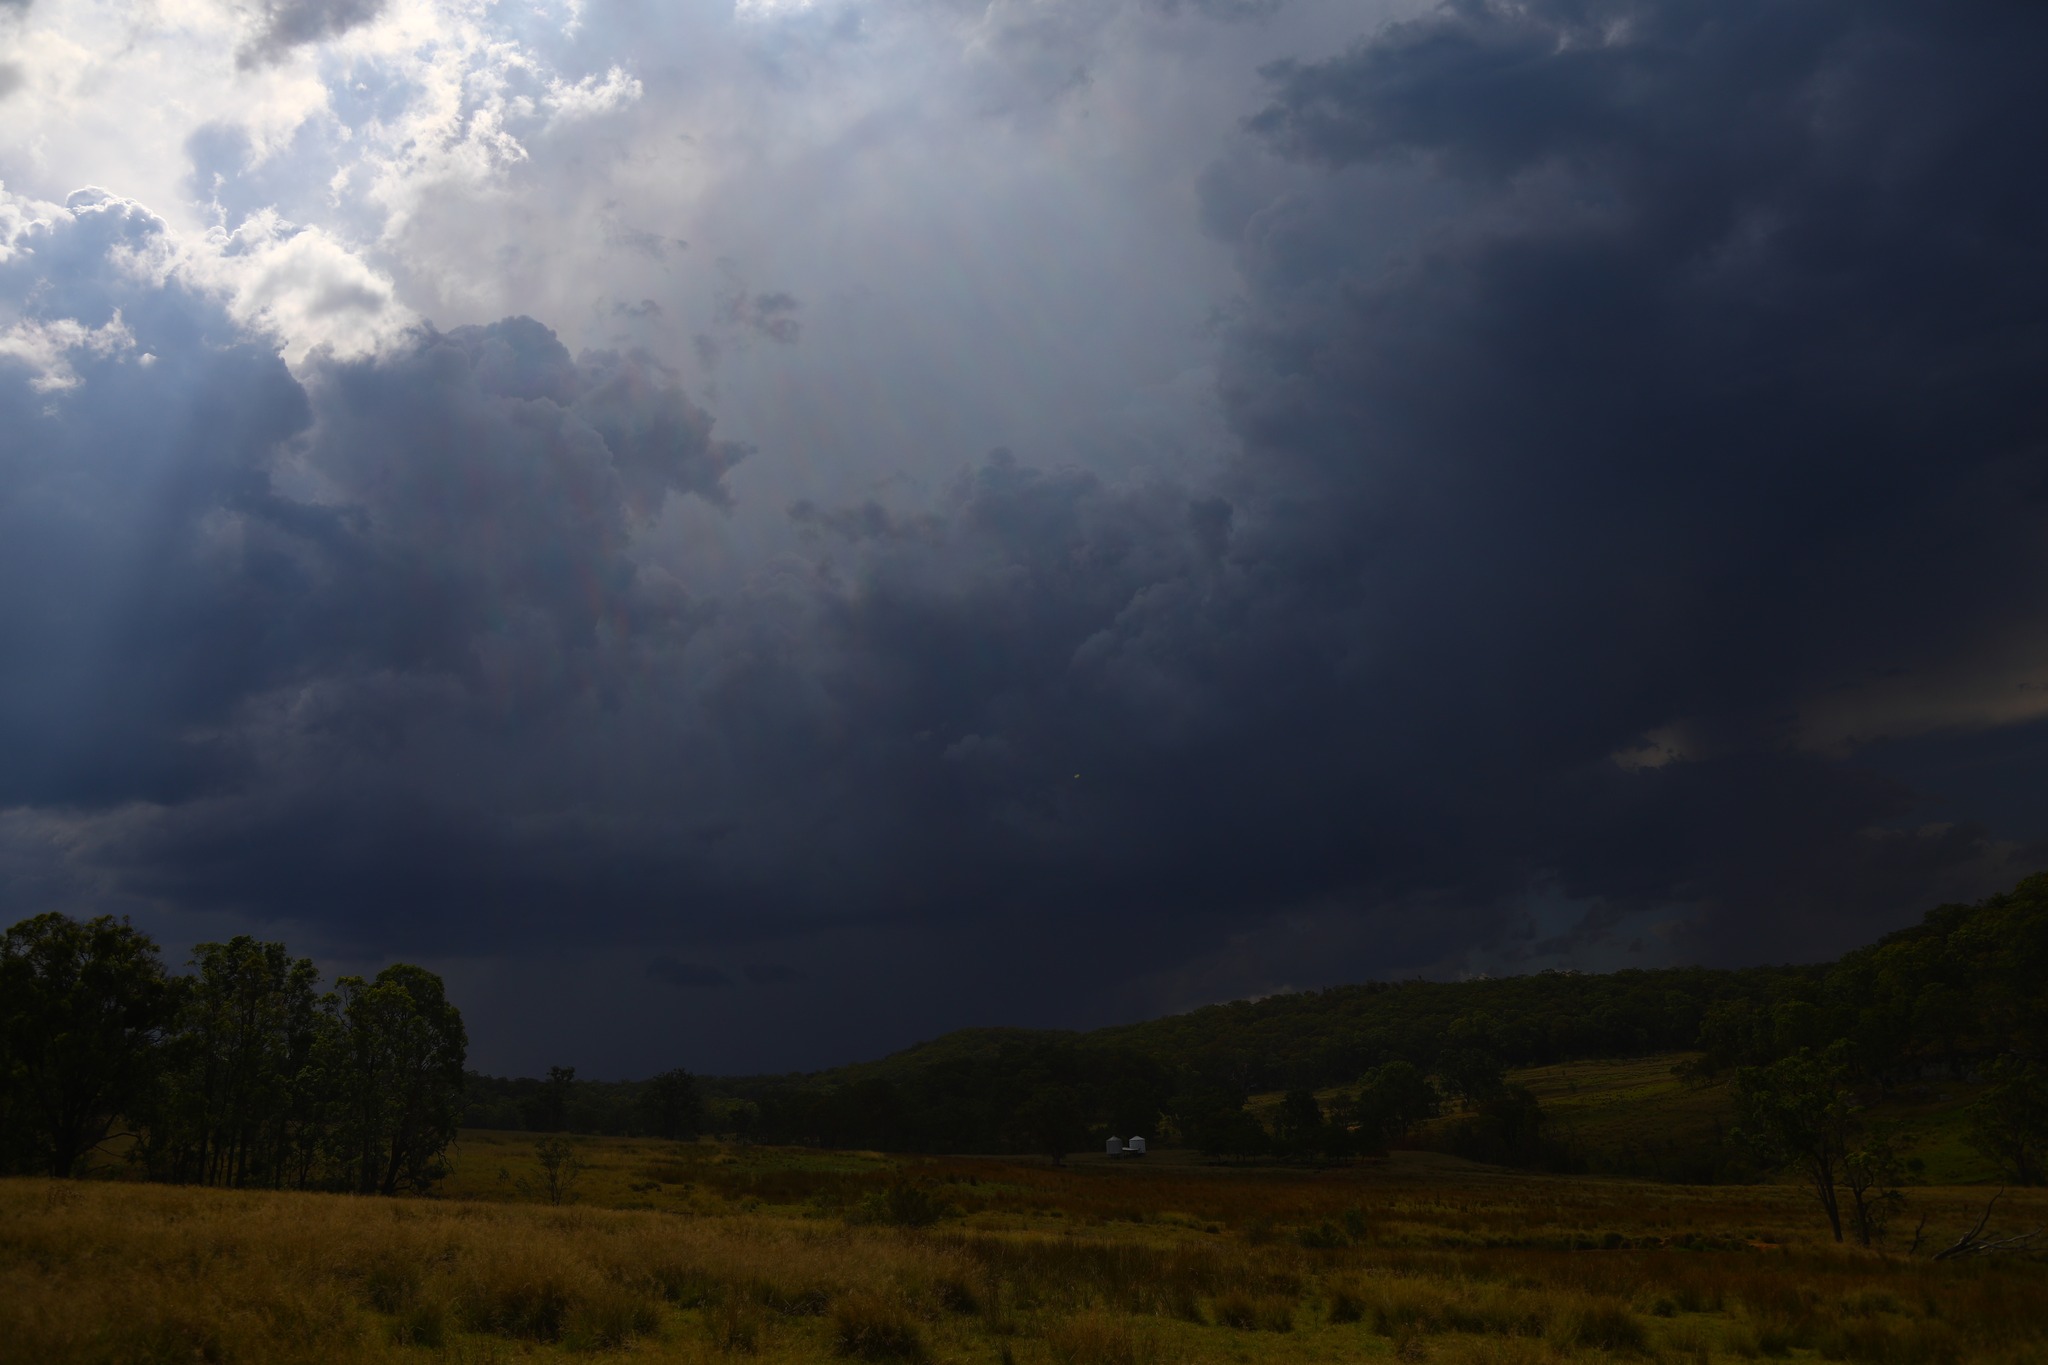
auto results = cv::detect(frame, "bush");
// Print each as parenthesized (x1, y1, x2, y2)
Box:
(564, 1284, 661, 1351)
(386, 1299, 447, 1350)
(1214, 1289, 1294, 1332)
(360, 1257, 422, 1314)
(935, 1276, 980, 1315)
(1298, 1220, 1349, 1248)
(833, 1293, 929, 1362)
(1045, 1310, 1139, 1365)
(849, 1185, 947, 1228)
(455, 1267, 578, 1341)
(1561, 1301, 1651, 1355)
(708, 1290, 764, 1354)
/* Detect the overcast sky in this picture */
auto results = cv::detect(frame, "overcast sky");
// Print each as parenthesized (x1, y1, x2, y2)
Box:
(3, 0, 2046, 1077)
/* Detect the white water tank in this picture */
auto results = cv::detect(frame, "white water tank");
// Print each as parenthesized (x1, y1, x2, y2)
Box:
(1106, 1136, 1123, 1156)
(1126, 1136, 1147, 1156)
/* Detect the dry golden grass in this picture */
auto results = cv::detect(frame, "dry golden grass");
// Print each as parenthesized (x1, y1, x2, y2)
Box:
(4, 1137, 2046, 1363)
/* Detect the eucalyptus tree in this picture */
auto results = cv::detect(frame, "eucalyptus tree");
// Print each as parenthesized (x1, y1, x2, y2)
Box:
(0, 914, 174, 1176)
(639, 1067, 702, 1140)
(1735, 1044, 1907, 1245)
(321, 963, 468, 1195)
(145, 937, 325, 1187)
(1968, 1058, 2048, 1185)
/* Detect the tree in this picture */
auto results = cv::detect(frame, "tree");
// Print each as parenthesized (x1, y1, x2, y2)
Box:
(144, 937, 324, 1188)
(1685, 997, 1770, 1079)
(524, 1135, 587, 1205)
(1842, 1125, 1907, 1246)
(639, 1067, 702, 1140)
(1967, 1057, 2048, 1185)
(525, 1064, 576, 1133)
(321, 964, 468, 1195)
(0, 914, 174, 1176)
(1354, 1060, 1441, 1150)
(1013, 1084, 1087, 1164)
(1273, 1089, 1328, 1160)
(1436, 1043, 1508, 1107)
(1176, 1091, 1271, 1162)
(1733, 1046, 1869, 1243)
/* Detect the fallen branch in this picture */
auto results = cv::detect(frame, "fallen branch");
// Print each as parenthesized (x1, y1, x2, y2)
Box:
(1931, 1189, 2043, 1260)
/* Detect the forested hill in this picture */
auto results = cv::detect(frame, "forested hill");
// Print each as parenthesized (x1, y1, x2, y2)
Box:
(473, 874, 2048, 1160)
(721, 968, 1815, 1096)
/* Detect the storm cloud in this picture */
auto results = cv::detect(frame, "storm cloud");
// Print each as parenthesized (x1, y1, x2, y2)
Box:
(2, 0, 2046, 1074)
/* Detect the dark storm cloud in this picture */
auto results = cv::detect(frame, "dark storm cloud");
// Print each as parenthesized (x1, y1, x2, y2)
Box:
(742, 963, 805, 985)
(648, 957, 733, 989)
(1203, 0, 2048, 951)
(6, 0, 2048, 1072)
(239, 0, 386, 69)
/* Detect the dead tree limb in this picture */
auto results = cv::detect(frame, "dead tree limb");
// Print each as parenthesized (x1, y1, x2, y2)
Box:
(1931, 1189, 2043, 1260)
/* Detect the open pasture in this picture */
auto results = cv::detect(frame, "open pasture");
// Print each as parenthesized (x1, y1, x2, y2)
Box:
(4, 1137, 2045, 1364)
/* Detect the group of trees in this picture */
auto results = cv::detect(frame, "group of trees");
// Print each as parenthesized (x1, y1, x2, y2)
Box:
(679, 983, 1630, 1166)
(1721, 875, 2048, 1241)
(1, 913, 466, 1192)
(729, 1033, 1174, 1160)
(459, 1064, 703, 1139)
(668, 967, 1827, 1161)
(1175, 1060, 1447, 1163)
(1733, 1045, 1909, 1245)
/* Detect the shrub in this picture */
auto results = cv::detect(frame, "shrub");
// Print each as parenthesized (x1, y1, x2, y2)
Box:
(1673, 1282, 1725, 1314)
(1045, 1310, 1139, 1365)
(833, 1293, 929, 1362)
(455, 1266, 578, 1341)
(360, 1257, 422, 1314)
(850, 1185, 947, 1228)
(709, 1291, 764, 1354)
(1561, 1301, 1651, 1355)
(565, 1284, 661, 1351)
(763, 1284, 831, 1317)
(644, 1258, 719, 1307)
(386, 1299, 447, 1350)
(1214, 1289, 1294, 1332)
(935, 1276, 980, 1315)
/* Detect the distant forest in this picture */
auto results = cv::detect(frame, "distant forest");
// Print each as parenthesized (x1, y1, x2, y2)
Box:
(469, 874, 2048, 1179)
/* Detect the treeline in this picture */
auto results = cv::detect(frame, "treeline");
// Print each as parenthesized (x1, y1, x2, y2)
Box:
(460, 1065, 702, 1139)
(679, 968, 1810, 1161)
(670, 874, 2047, 1168)
(1689, 876, 2048, 1086)
(0, 913, 466, 1191)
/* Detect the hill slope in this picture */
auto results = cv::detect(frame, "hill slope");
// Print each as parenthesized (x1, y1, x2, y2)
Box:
(477, 874, 2047, 1177)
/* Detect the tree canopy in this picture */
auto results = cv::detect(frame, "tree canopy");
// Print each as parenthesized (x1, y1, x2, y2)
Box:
(1, 916, 467, 1193)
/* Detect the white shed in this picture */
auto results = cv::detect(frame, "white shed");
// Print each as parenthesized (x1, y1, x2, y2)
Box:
(1105, 1136, 1124, 1156)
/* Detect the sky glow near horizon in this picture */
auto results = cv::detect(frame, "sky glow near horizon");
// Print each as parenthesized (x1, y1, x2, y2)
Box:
(3, 0, 2047, 1076)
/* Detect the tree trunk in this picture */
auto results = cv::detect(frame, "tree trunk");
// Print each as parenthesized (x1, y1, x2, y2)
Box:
(1811, 1161, 1844, 1242)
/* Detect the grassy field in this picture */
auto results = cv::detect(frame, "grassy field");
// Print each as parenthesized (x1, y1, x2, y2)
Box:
(5, 1134, 2046, 1364)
